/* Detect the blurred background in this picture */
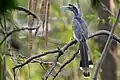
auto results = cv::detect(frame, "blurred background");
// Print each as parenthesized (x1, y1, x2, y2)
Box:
(0, 0, 120, 80)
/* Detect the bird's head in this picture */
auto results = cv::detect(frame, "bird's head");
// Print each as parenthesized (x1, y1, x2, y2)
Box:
(61, 4, 79, 16)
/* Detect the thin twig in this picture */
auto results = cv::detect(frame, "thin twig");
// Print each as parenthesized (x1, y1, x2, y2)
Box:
(42, 53, 60, 80)
(16, 6, 41, 35)
(53, 49, 79, 80)
(0, 27, 37, 46)
(42, 47, 64, 80)
(16, 6, 38, 19)
(12, 39, 77, 70)
(100, 1, 115, 17)
(18, 53, 62, 66)
(92, 9, 120, 80)
(31, 60, 61, 66)
(12, 49, 60, 69)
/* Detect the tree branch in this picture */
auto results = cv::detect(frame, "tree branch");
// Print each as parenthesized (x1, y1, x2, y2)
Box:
(16, 6, 41, 36)
(100, 1, 115, 17)
(10, 27, 120, 80)
(12, 49, 60, 69)
(16, 6, 39, 19)
(53, 49, 79, 80)
(12, 29, 120, 69)
(0, 27, 37, 46)
(89, 30, 120, 43)
(92, 9, 120, 80)
(42, 52, 61, 80)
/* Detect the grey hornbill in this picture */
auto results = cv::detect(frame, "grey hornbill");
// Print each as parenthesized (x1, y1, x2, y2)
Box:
(62, 4, 93, 77)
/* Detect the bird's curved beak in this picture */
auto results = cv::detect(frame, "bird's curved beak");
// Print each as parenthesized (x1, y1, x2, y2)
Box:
(60, 6, 71, 10)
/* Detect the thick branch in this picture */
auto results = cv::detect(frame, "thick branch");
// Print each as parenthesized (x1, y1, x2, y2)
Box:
(89, 30, 120, 43)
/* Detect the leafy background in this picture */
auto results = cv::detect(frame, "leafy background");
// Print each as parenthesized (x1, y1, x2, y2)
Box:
(0, 0, 120, 80)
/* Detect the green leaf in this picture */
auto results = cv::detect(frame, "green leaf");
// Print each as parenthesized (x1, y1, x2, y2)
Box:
(108, 16, 116, 24)
(85, 14, 97, 21)
(0, 0, 18, 15)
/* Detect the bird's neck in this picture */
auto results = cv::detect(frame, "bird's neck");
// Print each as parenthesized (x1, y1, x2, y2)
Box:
(73, 12, 78, 17)
(74, 16, 81, 20)
(74, 17, 83, 24)
(73, 14, 82, 19)
(72, 10, 82, 17)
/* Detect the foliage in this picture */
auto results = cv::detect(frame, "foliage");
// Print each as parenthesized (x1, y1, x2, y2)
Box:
(0, 0, 18, 15)
(0, 0, 101, 80)
(0, 0, 120, 80)
(108, 16, 116, 24)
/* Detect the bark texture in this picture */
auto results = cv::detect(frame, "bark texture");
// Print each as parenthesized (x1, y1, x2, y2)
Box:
(97, 0, 117, 80)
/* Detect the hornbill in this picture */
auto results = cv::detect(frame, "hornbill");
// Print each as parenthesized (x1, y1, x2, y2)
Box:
(61, 4, 93, 78)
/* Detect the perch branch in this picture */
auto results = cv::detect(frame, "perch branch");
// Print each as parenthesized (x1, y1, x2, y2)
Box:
(12, 29, 120, 70)
(11, 28, 120, 80)
(89, 30, 120, 43)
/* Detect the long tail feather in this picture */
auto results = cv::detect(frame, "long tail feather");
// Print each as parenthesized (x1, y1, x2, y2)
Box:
(79, 39, 90, 78)
(80, 40, 89, 68)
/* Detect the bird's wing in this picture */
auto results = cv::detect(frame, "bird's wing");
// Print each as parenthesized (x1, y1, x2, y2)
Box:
(72, 18, 88, 41)
(79, 18, 88, 39)
(72, 18, 82, 41)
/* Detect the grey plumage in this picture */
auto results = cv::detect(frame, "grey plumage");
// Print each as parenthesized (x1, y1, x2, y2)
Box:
(72, 17, 88, 41)
(62, 4, 93, 77)
(73, 17, 90, 77)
